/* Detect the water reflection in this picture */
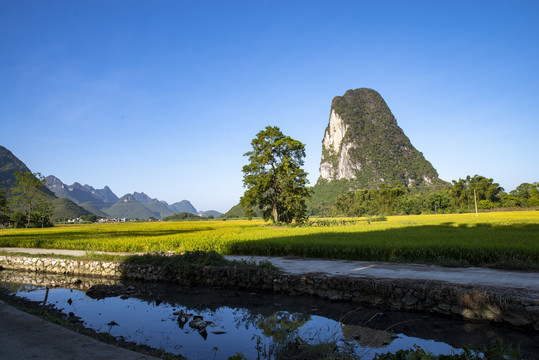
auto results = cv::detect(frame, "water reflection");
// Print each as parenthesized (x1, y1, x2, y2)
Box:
(0, 269, 537, 360)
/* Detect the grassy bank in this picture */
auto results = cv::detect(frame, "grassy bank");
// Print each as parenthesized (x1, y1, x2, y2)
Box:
(0, 211, 537, 270)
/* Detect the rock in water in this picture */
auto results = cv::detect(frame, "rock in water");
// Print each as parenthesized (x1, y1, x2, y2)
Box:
(319, 88, 441, 188)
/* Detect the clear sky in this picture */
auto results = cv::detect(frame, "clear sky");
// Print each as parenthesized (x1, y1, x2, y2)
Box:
(1, 0, 538, 213)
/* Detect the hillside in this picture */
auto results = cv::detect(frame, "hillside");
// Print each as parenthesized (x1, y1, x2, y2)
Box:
(78, 202, 109, 217)
(0, 145, 33, 190)
(52, 198, 93, 219)
(222, 203, 262, 219)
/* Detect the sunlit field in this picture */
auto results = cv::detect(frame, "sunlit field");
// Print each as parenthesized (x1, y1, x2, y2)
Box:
(1, 211, 538, 270)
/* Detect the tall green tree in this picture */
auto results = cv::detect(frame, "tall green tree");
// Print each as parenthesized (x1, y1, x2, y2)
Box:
(450, 175, 504, 210)
(9, 171, 53, 227)
(510, 182, 539, 207)
(241, 126, 310, 223)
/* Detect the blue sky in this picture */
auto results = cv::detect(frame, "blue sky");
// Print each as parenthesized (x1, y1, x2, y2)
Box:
(1, 0, 538, 212)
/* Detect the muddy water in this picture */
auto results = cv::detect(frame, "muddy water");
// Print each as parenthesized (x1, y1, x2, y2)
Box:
(0, 270, 537, 360)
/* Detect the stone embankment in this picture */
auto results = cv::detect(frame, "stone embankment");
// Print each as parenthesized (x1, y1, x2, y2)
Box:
(1, 254, 537, 331)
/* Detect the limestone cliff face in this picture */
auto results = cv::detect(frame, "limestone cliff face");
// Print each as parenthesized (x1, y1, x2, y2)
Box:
(319, 109, 360, 180)
(319, 88, 440, 188)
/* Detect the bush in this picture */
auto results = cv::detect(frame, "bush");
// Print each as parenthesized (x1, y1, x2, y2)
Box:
(478, 200, 495, 209)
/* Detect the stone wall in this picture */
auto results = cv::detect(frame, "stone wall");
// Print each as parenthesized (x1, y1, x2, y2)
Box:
(1, 254, 537, 330)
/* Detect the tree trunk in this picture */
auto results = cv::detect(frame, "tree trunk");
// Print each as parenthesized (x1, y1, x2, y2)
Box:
(273, 204, 278, 223)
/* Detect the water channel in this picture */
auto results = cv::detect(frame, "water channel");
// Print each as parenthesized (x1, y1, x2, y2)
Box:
(0, 269, 537, 360)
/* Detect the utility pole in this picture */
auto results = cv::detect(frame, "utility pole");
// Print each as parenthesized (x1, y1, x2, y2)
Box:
(474, 189, 478, 217)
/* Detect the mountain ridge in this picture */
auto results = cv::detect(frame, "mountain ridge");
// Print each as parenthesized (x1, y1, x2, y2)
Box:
(46, 175, 198, 220)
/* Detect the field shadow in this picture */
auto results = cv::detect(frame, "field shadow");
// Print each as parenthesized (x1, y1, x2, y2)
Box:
(225, 223, 539, 270)
(0, 228, 214, 241)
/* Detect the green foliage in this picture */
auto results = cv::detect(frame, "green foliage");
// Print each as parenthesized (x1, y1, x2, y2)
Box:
(450, 175, 504, 211)
(162, 212, 204, 221)
(331, 175, 521, 217)
(510, 182, 539, 207)
(309, 179, 351, 215)
(478, 200, 495, 209)
(501, 195, 518, 208)
(124, 251, 275, 276)
(9, 171, 54, 228)
(0, 189, 10, 226)
(334, 184, 412, 216)
(241, 126, 310, 223)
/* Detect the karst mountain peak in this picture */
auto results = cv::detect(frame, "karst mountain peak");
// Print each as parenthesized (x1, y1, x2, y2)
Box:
(318, 88, 441, 189)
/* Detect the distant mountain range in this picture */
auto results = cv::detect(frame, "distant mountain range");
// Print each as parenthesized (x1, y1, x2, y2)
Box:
(45, 175, 221, 220)
(0, 145, 223, 221)
(0, 145, 92, 220)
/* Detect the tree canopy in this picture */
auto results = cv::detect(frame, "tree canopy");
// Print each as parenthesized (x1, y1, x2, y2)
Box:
(241, 126, 310, 223)
(9, 171, 54, 227)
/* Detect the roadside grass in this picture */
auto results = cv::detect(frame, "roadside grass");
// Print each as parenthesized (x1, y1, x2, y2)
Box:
(0, 211, 537, 270)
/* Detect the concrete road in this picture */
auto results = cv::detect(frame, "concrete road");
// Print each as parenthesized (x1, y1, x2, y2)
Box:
(225, 255, 539, 292)
(0, 299, 159, 360)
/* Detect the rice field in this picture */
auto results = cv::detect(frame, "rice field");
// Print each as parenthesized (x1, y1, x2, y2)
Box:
(1, 211, 538, 270)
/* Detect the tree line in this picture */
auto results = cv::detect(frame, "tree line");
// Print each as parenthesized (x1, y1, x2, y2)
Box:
(332, 175, 538, 217)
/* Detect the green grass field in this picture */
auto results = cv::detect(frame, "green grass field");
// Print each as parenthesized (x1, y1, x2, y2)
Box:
(1, 211, 538, 270)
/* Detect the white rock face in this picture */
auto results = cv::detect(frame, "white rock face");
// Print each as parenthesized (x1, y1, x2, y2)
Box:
(422, 175, 433, 185)
(337, 142, 360, 179)
(319, 110, 360, 181)
(323, 110, 348, 153)
(319, 161, 335, 180)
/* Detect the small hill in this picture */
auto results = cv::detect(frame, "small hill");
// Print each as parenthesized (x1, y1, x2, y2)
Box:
(52, 197, 93, 219)
(199, 210, 223, 218)
(104, 194, 159, 220)
(169, 200, 197, 214)
(162, 212, 204, 221)
(78, 202, 109, 217)
(222, 203, 262, 219)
